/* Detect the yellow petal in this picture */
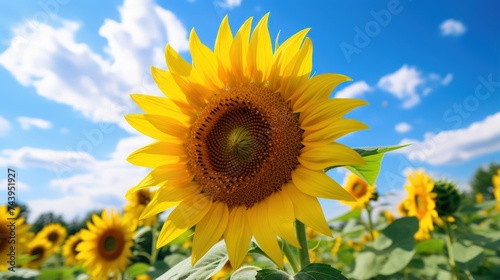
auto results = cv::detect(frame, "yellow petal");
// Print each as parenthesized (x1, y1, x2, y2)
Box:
(248, 13, 272, 84)
(143, 114, 189, 139)
(292, 166, 356, 201)
(290, 73, 352, 112)
(127, 163, 193, 194)
(247, 201, 284, 268)
(127, 141, 187, 168)
(140, 182, 202, 219)
(267, 191, 300, 248)
(224, 206, 252, 268)
(214, 15, 233, 73)
(229, 17, 253, 83)
(190, 28, 224, 90)
(192, 202, 229, 265)
(151, 66, 188, 103)
(165, 44, 192, 76)
(282, 37, 313, 99)
(299, 143, 365, 170)
(302, 119, 369, 146)
(284, 183, 332, 237)
(125, 114, 179, 142)
(130, 94, 194, 124)
(156, 193, 211, 248)
(299, 99, 368, 131)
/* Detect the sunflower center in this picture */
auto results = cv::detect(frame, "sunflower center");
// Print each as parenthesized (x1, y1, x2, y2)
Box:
(414, 193, 427, 217)
(0, 227, 6, 251)
(352, 183, 366, 198)
(137, 190, 151, 205)
(71, 239, 81, 256)
(31, 246, 45, 262)
(48, 232, 59, 243)
(188, 84, 303, 208)
(98, 229, 125, 261)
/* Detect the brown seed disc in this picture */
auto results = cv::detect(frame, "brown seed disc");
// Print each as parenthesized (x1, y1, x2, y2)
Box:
(97, 228, 125, 261)
(187, 84, 303, 208)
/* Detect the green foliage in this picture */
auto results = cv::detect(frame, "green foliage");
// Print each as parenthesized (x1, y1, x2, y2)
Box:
(471, 162, 500, 200)
(433, 180, 461, 216)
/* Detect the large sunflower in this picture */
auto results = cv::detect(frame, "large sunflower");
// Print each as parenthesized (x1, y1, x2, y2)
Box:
(23, 238, 53, 269)
(35, 223, 67, 248)
(77, 209, 136, 279)
(0, 206, 31, 272)
(62, 231, 83, 266)
(493, 169, 500, 211)
(124, 189, 158, 227)
(403, 170, 438, 240)
(126, 14, 367, 268)
(339, 173, 376, 209)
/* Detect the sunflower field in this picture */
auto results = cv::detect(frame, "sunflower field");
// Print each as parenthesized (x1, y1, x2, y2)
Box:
(1, 10, 500, 280)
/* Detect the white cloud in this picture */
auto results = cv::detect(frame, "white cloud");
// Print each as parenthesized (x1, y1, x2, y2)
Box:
(0, 0, 189, 131)
(17, 117, 52, 130)
(395, 122, 412, 133)
(335, 81, 373, 98)
(0, 147, 96, 171)
(395, 112, 500, 165)
(218, 0, 242, 9)
(377, 65, 452, 108)
(27, 136, 151, 222)
(0, 115, 10, 137)
(440, 19, 466, 36)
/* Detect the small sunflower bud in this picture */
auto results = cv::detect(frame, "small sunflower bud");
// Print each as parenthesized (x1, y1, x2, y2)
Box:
(433, 180, 461, 216)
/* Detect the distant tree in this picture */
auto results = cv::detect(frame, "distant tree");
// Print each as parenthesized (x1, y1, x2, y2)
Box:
(471, 162, 500, 200)
(31, 212, 68, 234)
(66, 209, 102, 236)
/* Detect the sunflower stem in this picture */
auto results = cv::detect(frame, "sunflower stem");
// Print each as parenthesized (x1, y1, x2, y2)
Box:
(365, 204, 375, 241)
(444, 221, 459, 280)
(150, 225, 159, 265)
(282, 241, 300, 273)
(295, 220, 310, 270)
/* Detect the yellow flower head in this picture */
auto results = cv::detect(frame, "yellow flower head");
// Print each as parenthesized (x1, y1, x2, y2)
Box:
(124, 189, 158, 227)
(126, 13, 367, 269)
(23, 238, 54, 269)
(35, 223, 67, 248)
(475, 193, 484, 203)
(62, 231, 83, 266)
(340, 173, 376, 209)
(383, 210, 395, 224)
(493, 169, 500, 201)
(77, 209, 137, 279)
(398, 201, 409, 217)
(0, 206, 32, 272)
(403, 170, 438, 240)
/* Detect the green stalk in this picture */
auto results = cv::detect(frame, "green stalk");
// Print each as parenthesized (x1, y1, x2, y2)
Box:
(365, 204, 375, 241)
(295, 220, 310, 269)
(150, 225, 159, 265)
(282, 241, 300, 273)
(444, 221, 459, 280)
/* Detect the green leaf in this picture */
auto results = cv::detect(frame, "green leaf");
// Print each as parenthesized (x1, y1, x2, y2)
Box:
(126, 263, 150, 278)
(37, 267, 75, 280)
(295, 263, 348, 280)
(328, 209, 361, 223)
(231, 266, 260, 280)
(256, 268, 290, 280)
(415, 239, 445, 254)
(327, 144, 409, 185)
(452, 242, 484, 265)
(459, 201, 496, 214)
(157, 240, 229, 280)
(0, 268, 39, 280)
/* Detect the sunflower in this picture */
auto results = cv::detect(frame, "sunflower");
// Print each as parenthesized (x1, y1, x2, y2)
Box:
(0, 206, 32, 272)
(23, 238, 53, 269)
(493, 170, 500, 211)
(77, 209, 136, 279)
(124, 189, 158, 227)
(383, 210, 395, 224)
(126, 13, 367, 268)
(340, 173, 376, 209)
(403, 170, 438, 240)
(62, 231, 83, 266)
(35, 223, 67, 248)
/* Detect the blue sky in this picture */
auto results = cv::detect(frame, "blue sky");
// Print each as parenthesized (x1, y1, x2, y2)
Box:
(0, 0, 499, 222)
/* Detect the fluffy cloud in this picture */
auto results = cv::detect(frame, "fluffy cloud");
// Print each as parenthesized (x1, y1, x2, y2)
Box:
(0, 115, 10, 137)
(22, 136, 151, 222)
(395, 112, 500, 165)
(335, 81, 373, 98)
(440, 19, 466, 36)
(218, 0, 242, 8)
(17, 117, 52, 130)
(377, 65, 452, 108)
(395, 122, 412, 133)
(0, 0, 189, 131)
